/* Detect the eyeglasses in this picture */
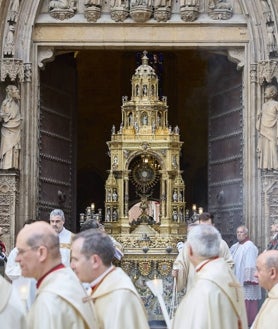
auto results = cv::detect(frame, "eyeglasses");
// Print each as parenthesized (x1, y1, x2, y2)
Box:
(17, 246, 40, 256)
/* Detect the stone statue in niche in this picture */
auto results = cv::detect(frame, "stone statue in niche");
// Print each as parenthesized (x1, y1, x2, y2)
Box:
(261, 0, 272, 23)
(208, 0, 231, 9)
(131, 0, 151, 6)
(153, 0, 172, 22)
(208, 0, 232, 20)
(49, 0, 73, 10)
(8, 0, 20, 22)
(3, 24, 15, 57)
(10, 0, 20, 12)
(85, 0, 102, 8)
(154, 0, 171, 8)
(49, 0, 77, 20)
(256, 84, 278, 171)
(179, 0, 199, 22)
(24, 63, 32, 82)
(266, 24, 277, 54)
(110, 0, 129, 22)
(130, 0, 153, 22)
(84, 0, 103, 22)
(0, 85, 21, 169)
(110, 0, 128, 8)
(180, 0, 199, 6)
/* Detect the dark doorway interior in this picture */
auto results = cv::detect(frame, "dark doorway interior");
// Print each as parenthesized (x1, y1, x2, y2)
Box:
(39, 49, 242, 237)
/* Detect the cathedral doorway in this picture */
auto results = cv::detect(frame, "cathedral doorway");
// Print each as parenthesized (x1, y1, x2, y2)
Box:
(38, 49, 242, 242)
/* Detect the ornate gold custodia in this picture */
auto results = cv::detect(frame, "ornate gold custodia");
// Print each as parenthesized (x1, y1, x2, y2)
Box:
(103, 51, 187, 321)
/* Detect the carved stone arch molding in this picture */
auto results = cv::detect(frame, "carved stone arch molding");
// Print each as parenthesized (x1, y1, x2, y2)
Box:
(0, 0, 44, 250)
(1, 1, 277, 66)
(0, 0, 277, 248)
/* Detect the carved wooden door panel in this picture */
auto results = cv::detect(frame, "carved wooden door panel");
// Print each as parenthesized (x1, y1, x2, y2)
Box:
(38, 53, 76, 231)
(208, 55, 243, 245)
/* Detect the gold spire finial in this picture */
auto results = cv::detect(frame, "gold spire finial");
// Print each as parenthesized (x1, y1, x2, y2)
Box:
(142, 50, 148, 65)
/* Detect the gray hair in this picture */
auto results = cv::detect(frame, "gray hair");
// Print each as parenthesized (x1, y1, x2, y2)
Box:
(187, 225, 221, 258)
(266, 84, 278, 98)
(237, 225, 248, 234)
(72, 229, 115, 266)
(27, 229, 60, 259)
(50, 209, 65, 221)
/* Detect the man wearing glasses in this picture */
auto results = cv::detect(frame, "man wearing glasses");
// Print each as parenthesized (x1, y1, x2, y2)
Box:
(15, 221, 98, 329)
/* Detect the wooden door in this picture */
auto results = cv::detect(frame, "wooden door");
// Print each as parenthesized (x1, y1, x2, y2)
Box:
(38, 53, 77, 231)
(208, 54, 243, 245)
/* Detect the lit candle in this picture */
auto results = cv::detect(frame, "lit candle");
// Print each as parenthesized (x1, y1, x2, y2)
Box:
(153, 278, 159, 288)
(192, 204, 196, 212)
(91, 203, 95, 212)
(198, 207, 203, 214)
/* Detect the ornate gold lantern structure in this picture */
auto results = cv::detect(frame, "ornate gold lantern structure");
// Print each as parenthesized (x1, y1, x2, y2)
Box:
(103, 51, 187, 320)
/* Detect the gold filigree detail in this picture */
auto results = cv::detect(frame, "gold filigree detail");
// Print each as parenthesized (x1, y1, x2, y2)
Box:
(138, 261, 152, 276)
(158, 261, 172, 276)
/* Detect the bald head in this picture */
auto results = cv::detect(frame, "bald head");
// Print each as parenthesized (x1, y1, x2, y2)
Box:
(255, 250, 278, 291)
(16, 221, 61, 280)
(17, 221, 59, 250)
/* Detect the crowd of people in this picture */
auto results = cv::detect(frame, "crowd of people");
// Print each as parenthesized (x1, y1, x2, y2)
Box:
(0, 209, 278, 329)
(171, 212, 278, 329)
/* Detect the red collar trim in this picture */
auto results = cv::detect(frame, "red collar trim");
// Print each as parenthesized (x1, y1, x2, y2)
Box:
(196, 256, 219, 272)
(91, 266, 116, 294)
(37, 263, 65, 288)
(0, 241, 6, 253)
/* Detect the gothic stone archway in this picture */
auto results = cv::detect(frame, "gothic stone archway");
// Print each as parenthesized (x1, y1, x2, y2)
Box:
(0, 0, 278, 252)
